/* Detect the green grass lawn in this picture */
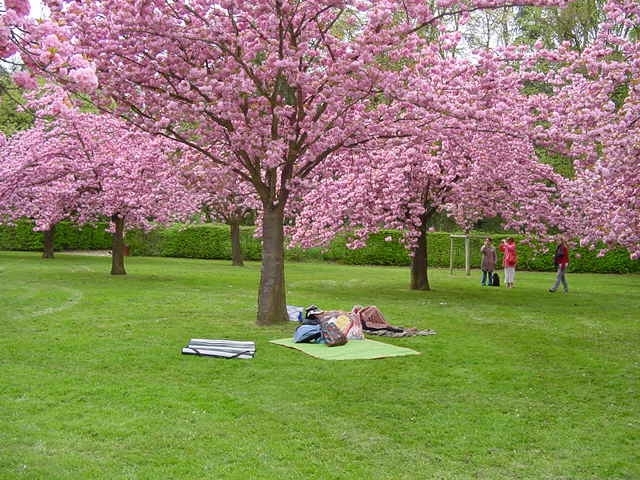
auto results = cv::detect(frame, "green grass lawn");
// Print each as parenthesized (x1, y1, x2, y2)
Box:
(1, 251, 638, 480)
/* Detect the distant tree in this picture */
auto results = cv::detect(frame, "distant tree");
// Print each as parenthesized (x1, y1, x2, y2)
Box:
(288, 131, 562, 290)
(515, 0, 605, 51)
(0, 86, 200, 270)
(183, 157, 259, 267)
(462, 8, 520, 51)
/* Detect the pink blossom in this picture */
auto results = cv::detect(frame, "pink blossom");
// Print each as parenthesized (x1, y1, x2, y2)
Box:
(5, 0, 30, 17)
(12, 71, 38, 90)
(0, 86, 200, 239)
(68, 66, 98, 91)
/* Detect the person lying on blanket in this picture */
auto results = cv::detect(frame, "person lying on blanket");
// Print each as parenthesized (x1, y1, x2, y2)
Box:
(303, 305, 436, 337)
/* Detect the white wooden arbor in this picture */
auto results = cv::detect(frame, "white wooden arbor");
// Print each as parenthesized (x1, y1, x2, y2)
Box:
(449, 234, 475, 276)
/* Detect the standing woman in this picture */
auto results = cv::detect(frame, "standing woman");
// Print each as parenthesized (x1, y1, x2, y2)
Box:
(480, 238, 497, 286)
(549, 237, 569, 293)
(499, 237, 518, 288)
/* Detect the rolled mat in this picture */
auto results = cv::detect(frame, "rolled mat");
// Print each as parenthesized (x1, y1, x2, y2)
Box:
(182, 339, 256, 359)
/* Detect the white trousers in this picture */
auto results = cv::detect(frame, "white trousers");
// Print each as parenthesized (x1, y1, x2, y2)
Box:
(504, 267, 515, 284)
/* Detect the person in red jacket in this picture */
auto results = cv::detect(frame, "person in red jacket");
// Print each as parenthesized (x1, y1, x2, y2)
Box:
(549, 237, 569, 293)
(499, 237, 518, 288)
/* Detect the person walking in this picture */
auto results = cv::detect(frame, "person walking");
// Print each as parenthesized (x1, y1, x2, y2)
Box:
(549, 237, 569, 293)
(480, 237, 497, 286)
(499, 237, 517, 288)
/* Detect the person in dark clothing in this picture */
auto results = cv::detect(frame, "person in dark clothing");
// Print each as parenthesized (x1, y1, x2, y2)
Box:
(480, 237, 497, 286)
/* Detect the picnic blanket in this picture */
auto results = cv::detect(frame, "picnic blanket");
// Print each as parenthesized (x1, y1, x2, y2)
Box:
(270, 337, 421, 360)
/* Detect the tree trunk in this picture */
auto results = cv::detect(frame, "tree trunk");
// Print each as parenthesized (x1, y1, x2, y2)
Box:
(42, 225, 55, 259)
(257, 204, 288, 325)
(410, 221, 431, 291)
(229, 220, 244, 267)
(110, 214, 127, 275)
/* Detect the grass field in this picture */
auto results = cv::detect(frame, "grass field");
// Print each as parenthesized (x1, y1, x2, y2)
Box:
(1, 251, 638, 479)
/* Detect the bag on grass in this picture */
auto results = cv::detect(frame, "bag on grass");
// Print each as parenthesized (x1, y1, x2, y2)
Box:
(294, 324, 323, 343)
(287, 305, 304, 322)
(320, 320, 348, 347)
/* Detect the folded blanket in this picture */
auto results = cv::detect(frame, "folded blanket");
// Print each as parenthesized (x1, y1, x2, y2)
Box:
(182, 339, 256, 359)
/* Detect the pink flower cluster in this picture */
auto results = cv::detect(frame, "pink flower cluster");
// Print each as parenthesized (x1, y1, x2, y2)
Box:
(0, 85, 201, 234)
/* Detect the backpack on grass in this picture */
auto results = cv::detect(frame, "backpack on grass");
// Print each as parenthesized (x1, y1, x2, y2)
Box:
(320, 320, 348, 347)
(294, 324, 322, 343)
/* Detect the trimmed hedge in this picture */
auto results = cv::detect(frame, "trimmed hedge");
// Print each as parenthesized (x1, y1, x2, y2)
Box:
(323, 230, 410, 266)
(126, 224, 263, 261)
(0, 219, 112, 251)
(1, 220, 638, 273)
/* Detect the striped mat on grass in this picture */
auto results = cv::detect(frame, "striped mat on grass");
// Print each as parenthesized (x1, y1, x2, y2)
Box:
(269, 337, 420, 360)
(182, 339, 256, 359)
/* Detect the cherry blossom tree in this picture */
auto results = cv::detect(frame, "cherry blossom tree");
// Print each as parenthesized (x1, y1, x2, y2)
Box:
(0, 87, 200, 271)
(286, 30, 568, 290)
(288, 129, 563, 290)
(1, 119, 79, 258)
(8, 0, 579, 324)
(183, 157, 259, 267)
(523, 0, 640, 258)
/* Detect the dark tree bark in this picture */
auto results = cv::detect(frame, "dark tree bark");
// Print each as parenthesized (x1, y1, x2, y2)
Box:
(410, 219, 430, 291)
(410, 198, 438, 291)
(257, 203, 288, 325)
(110, 214, 127, 275)
(42, 225, 55, 259)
